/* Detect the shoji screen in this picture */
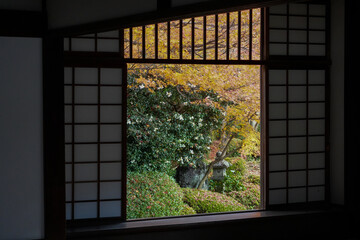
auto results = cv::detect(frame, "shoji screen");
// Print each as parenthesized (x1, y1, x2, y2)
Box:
(266, 1, 329, 207)
(64, 65, 126, 221)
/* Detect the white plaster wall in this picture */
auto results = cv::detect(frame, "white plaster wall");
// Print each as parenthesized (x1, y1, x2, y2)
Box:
(330, 0, 345, 205)
(0, 37, 44, 240)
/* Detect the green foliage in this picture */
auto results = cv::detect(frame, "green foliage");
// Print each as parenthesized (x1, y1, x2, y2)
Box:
(209, 158, 247, 193)
(179, 203, 197, 216)
(183, 188, 246, 213)
(127, 171, 186, 219)
(226, 183, 260, 209)
(127, 74, 223, 173)
(247, 174, 260, 185)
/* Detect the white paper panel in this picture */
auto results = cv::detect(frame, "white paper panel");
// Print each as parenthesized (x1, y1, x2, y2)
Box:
(65, 164, 72, 182)
(75, 144, 97, 162)
(288, 188, 306, 203)
(289, 44, 307, 56)
(71, 38, 96, 52)
(65, 125, 72, 143)
(64, 38, 70, 51)
(101, 68, 122, 85)
(100, 106, 122, 123)
(100, 144, 122, 161)
(75, 164, 97, 181)
(309, 31, 326, 43)
(288, 103, 306, 119)
(309, 169, 325, 185)
(100, 86, 122, 104)
(269, 121, 286, 137)
(308, 153, 325, 169)
(269, 104, 286, 119)
(100, 182, 121, 199)
(98, 39, 119, 52)
(65, 106, 72, 123)
(289, 120, 306, 136)
(288, 171, 306, 187)
(65, 145, 72, 163)
(74, 125, 98, 142)
(309, 4, 326, 16)
(100, 201, 121, 218)
(269, 30, 287, 42)
(269, 155, 287, 171)
(308, 70, 325, 84)
(75, 86, 98, 104)
(288, 154, 306, 170)
(64, 86, 72, 104)
(289, 70, 306, 84)
(74, 202, 97, 219)
(289, 30, 307, 43)
(269, 172, 287, 188)
(75, 106, 98, 123)
(288, 137, 306, 153)
(269, 70, 287, 85)
(309, 86, 325, 101)
(309, 45, 326, 56)
(100, 125, 122, 142)
(269, 15, 287, 28)
(100, 163, 122, 180)
(66, 184, 72, 202)
(269, 189, 286, 204)
(66, 203, 72, 220)
(269, 44, 287, 55)
(308, 136, 325, 152)
(75, 68, 98, 84)
(309, 103, 325, 118)
(269, 138, 286, 154)
(308, 186, 325, 201)
(309, 17, 326, 29)
(64, 67, 72, 84)
(74, 183, 97, 201)
(269, 4, 287, 14)
(289, 86, 306, 101)
(289, 4, 307, 15)
(289, 16, 307, 29)
(269, 86, 286, 102)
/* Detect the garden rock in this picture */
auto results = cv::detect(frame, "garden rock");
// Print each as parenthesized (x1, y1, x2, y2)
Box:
(175, 162, 209, 190)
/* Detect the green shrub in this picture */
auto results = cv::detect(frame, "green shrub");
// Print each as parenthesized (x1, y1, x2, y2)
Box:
(179, 203, 197, 215)
(183, 188, 246, 213)
(226, 183, 260, 209)
(127, 171, 186, 219)
(246, 174, 260, 185)
(209, 158, 246, 193)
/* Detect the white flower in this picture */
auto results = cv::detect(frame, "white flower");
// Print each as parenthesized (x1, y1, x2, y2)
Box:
(189, 116, 194, 120)
(194, 136, 198, 140)
(199, 123, 203, 127)
(199, 118, 203, 122)
(179, 115, 184, 120)
(190, 150, 194, 154)
(139, 84, 145, 89)
(127, 119, 132, 124)
(166, 92, 172, 97)
(184, 102, 188, 105)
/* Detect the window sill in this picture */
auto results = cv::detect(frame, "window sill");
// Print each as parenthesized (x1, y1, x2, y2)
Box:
(66, 206, 344, 239)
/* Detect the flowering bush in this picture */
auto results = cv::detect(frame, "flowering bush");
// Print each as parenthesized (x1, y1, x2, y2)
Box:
(127, 171, 191, 219)
(183, 188, 246, 213)
(127, 74, 223, 174)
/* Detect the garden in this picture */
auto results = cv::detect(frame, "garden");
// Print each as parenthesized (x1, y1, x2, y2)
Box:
(126, 63, 261, 219)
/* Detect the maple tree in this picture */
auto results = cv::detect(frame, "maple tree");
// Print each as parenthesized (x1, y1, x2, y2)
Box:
(126, 9, 261, 186)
